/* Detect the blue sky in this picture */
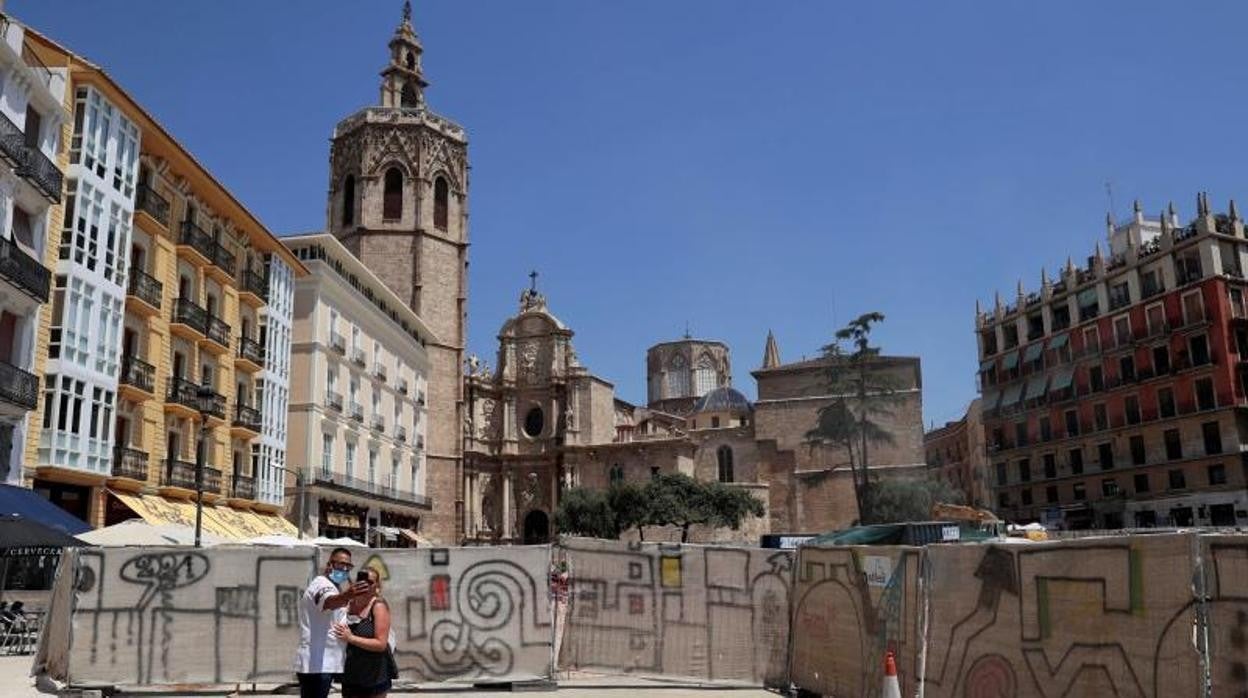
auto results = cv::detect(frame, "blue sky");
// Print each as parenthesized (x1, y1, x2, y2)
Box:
(15, 1, 1248, 429)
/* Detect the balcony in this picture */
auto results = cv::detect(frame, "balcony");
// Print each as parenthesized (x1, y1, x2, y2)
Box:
(351, 347, 366, 367)
(0, 360, 37, 413)
(177, 220, 216, 266)
(135, 184, 170, 228)
(210, 241, 236, 279)
(417, 391, 426, 407)
(371, 414, 385, 432)
(330, 331, 346, 353)
(238, 268, 268, 305)
(165, 376, 226, 421)
(162, 458, 221, 494)
(125, 268, 162, 314)
(232, 403, 262, 436)
(325, 391, 344, 411)
(374, 363, 387, 381)
(416, 436, 425, 450)
(202, 315, 231, 354)
(0, 233, 50, 303)
(0, 111, 62, 204)
(314, 470, 432, 508)
(396, 425, 407, 443)
(236, 335, 266, 371)
(118, 356, 155, 399)
(111, 446, 149, 481)
(349, 402, 364, 422)
(231, 473, 255, 500)
(398, 377, 409, 395)
(170, 297, 208, 339)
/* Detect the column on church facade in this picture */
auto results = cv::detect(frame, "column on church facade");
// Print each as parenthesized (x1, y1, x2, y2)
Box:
(502, 471, 513, 540)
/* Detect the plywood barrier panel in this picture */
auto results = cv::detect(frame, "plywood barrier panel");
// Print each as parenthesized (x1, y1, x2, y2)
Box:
(788, 544, 922, 697)
(922, 534, 1201, 698)
(1200, 534, 1248, 697)
(558, 537, 792, 687)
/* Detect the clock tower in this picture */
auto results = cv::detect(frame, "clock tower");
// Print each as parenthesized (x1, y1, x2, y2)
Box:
(326, 1, 468, 543)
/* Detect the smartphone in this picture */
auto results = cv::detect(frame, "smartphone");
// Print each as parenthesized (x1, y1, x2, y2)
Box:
(356, 570, 371, 583)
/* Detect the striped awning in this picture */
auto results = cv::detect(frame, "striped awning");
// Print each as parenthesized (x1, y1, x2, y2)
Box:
(1000, 383, 1024, 407)
(1022, 342, 1045, 363)
(1050, 366, 1075, 391)
(1023, 374, 1048, 402)
(109, 491, 296, 540)
(1001, 350, 1020, 370)
(981, 388, 1001, 412)
(1048, 333, 1069, 349)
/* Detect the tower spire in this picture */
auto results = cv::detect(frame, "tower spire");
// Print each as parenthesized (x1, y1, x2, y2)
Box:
(380, 0, 428, 108)
(763, 330, 781, 369)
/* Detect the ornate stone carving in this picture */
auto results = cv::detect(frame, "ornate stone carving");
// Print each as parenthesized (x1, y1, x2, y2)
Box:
(479, 399, 497, 440)
(517, 341, 539, 383)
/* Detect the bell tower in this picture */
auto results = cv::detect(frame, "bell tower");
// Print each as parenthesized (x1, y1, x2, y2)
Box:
(326, 0, 469, 543)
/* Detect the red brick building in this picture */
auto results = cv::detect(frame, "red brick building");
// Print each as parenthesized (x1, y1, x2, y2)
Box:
(978, 194, 1248, 529)
(924, 398, 989, 508)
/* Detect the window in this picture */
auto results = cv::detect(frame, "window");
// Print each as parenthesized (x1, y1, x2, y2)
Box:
(997, 492, 1009, 509)
(345, 442, 356, 478)
(1078, 288, 1100, 322)
(1052, 304, 1071, 331)
(1014, 421, 1028, 447)
(1094, 403, 1108, 431)
(1130, 435, 1146, 465)
(341, 175, 355, 226)
(1233, 288, 1248, 319)
(523, 407, 544, 437)
(1153, 345, 1170, 374)
(1158, 387, 1176, 418)
(1203, 421, 1222, 455)
(995, 462, 1007, 485)
(650, 466, 660, 480)
(368, 448, 378, 485)
(693, 356, 717, 396)
(1046, 485, 1058, 503)
(1073, 482, 1086, 500)
(1039, 416, 1052, 441)
(434, 176, 449, 230)
(1089, 365, 1104, 392)
(717, 446, 734, 482)
(1134, 473, 1150, 493)
(1119, 355, 1135, 383)
(1196, 378, 1216, 411)
(1065, 409, 1079, 437)
(1182, 290, 1205, 325)
(1098, 442, 1114, 470)
(1145, 302, 1165, 334)
(1168, 469, 1186, 490)
(1102, 478, 1119, 497)
(383, 167, 403, 220)
(1110, 284, 1131, 312)
(1208, 463, 1227, 486)
(1069, 448, 1084, 474)
(1113, 314, 1131, 345)
(666, 355, 690, 397)
(1043, 453, 1056, 479)
(1164, 428, 1183, 460)
(1083, 326, 1101, 354)
(1190, 334, 1211, 367)
(326, 365, 337, 393)
(1018, 459, 1031, 482)
(1177, 253, 1203, 285)
(321, 434, 333, 476)
(1021, 489, 1033, 506)
(711, 416, 721, 428)
(1125, 395, 1141, 425)
(349, 375, 359, 404)
(609, 464, 624, 484)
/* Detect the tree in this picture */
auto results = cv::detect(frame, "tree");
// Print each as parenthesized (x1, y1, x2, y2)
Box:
(804, 312, 906, 521)
(607, 481, 649, 540)
(553, 487, 618, 539)
(862, 477, 965, 524)
(644, 473, 764, 543)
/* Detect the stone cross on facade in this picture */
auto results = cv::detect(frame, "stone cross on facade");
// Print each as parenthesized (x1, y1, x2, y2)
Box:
(529, 270, 539, 293)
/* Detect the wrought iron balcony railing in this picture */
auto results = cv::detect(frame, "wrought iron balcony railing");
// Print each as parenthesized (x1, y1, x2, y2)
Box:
(0, 233, 49, 302)
(239, 268, 268, 301)
(178, 219, 216, 261)
(205, 315, 231, 348)
(172, 297, 209, 334)
(0, 110, 62, 203)
(325, 391, 343, 411)
(135, 184, 170, 227)
(371, 414, 385, 432)
(313, 470, 431, 507)
(212, 242, 236, 276)
(0, 360, 37, 410)
(349, 402, 364, 422)
(231, 473, 255, 500)
(166, 376, 226, 419)
(237, 335, 265, 366)
(126, 267, 162, 309)
(119, 355, 155, 393)
(395, 425, 407, 442)
(111, 446, 148, 481)
(162, 458, 221, 493)
(234, 403, 262, 432)
(330, 332, 346, 353)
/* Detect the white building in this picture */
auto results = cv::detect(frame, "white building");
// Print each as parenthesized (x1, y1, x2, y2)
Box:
(0, 17, 67, 485)
(253, 252, 294, 506)
(284, 233, 432, 544)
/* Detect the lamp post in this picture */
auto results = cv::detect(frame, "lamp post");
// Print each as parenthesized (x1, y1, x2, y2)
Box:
(193, 384, 217, 549)
(272, 463, 307, 540)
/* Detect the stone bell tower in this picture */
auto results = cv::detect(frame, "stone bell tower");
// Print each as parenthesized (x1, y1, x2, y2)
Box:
(326, 0, 469, 543)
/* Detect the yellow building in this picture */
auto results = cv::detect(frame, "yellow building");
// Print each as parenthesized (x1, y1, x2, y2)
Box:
(21, 27, 307, 538)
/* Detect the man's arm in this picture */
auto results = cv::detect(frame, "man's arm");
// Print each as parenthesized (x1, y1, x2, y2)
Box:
(313, 581, 369, 611)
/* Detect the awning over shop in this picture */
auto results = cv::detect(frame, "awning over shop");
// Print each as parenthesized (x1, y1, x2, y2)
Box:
(401, 529, 433, 546)
(1000, 383, 1024, 407)
(1022, 342, 1044, 363)
(1050, 366, 1075, 391)
(0, 485, 90, 536)
(1023, 375, 1048, 402)
(374, 525, 403, 541)
(1048, 333, 1069, 349)
(109, 491, 295, 541)
(1001, 351, 1020, 370)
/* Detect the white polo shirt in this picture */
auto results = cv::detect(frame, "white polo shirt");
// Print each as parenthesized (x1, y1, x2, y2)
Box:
(294, 574, 347, 674)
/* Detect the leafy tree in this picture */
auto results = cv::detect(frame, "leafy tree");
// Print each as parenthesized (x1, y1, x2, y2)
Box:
(862, 477, 965, 524)
(804, 312, 906, 521)
(643, 473, 764, 543)
(554, 487, 618, 539)
(607, 481, 649, 540)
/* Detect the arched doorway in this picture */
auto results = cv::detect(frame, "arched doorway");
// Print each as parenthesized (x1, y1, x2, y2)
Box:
(522, 509, 549, 545)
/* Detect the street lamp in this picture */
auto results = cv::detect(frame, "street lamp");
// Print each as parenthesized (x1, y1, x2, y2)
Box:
(193, 384, 217, 549)
(272, 463, 307, 540)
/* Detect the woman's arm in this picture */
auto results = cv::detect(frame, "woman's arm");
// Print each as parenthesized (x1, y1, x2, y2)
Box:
(344, 600, 391, 653)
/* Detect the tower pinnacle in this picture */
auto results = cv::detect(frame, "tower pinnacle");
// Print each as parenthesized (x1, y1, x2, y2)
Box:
(380, 0, 428, 108)
(762, 330, 781, 369)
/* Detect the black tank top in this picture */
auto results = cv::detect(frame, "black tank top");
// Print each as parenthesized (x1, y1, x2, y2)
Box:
(343, 600, 391, 688)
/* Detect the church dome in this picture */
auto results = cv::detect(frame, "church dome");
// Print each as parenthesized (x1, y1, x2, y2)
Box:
(692, 387, 752, 415)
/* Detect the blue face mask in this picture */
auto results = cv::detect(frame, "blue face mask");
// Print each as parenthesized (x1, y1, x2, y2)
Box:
(328, 569, 350, 586)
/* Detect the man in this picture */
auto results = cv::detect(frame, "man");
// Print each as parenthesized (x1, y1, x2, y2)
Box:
(295, 547, 368, 698)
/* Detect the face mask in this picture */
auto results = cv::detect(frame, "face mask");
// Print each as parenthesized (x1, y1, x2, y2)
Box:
(328, 569, 350, 586)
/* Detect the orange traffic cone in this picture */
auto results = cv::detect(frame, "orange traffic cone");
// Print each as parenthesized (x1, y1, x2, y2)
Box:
(882, 650, 902, 698)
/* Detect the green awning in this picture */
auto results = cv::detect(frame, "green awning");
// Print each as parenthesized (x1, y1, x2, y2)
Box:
(1050, 366, 1075, 391)
(1022, 342, 1044, 363)
(979, 358, 995, 372)
(1023, 375, 1048, 401)
(981, 388, 1001, 411)
(1000, 383, 1023, 407)
(1001, 351, 1020, 370)
(1048, 333, 1069, 349)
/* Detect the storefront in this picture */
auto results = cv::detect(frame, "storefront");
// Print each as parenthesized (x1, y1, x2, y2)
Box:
(318, 500, 367, 542)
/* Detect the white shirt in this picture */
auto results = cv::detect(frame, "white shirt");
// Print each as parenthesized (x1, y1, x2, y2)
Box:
(294, 574, 347, 674)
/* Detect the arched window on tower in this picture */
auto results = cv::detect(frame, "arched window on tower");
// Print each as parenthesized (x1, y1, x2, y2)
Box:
(717, 446, 734, 483)
(341, 175, 355, 226)
(400, 82, 418, 108)
(434, 176, 449, 230)
(405, 52, 416, 71)
(694, 355, 717, 396)
(383, 168, 403, 221)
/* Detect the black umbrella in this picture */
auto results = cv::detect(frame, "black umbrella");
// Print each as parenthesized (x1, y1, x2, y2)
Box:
(0, 514, 88, 557)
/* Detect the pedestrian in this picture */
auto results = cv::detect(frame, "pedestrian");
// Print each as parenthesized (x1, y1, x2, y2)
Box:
(295, 547, 368, 698)
(332, 566, 397, 698)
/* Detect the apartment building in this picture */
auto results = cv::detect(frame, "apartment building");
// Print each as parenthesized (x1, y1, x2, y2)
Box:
(978, 195, 1248, 529)
(0, 16, 65, 487)
(924, 398, 989, 508)
(284, 233, 431, 545)
(21, 27, 306, 536)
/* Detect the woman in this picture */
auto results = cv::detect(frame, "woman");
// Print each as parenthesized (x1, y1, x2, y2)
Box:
(330, 567, 395, 698)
